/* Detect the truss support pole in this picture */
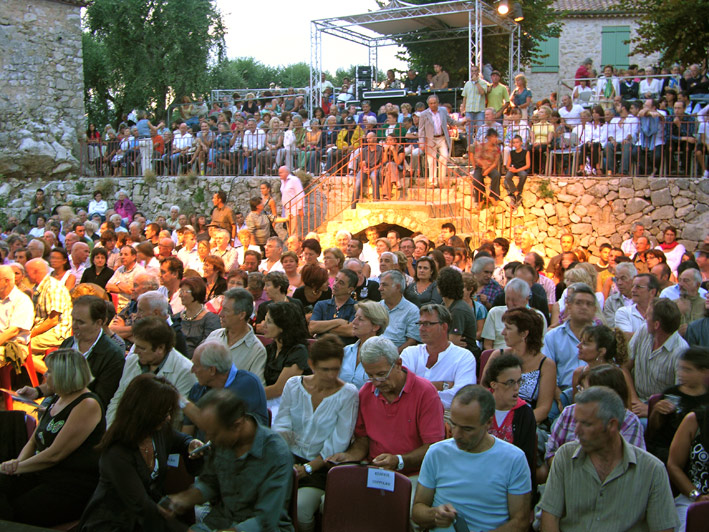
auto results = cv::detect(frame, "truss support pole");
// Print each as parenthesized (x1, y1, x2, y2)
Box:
(309, 22, 322, 120)
(369, 43, 378, 86)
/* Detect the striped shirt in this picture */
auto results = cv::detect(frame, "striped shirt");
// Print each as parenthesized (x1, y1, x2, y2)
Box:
(629, 328, 687, 402)
(33, 274, 73, 341)
(545, 404, 645, 460)
(540, 438, 678, 532)
(172, 131, 193, 151)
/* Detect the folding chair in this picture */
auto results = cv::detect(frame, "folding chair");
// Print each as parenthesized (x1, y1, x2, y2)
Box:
(321, 465, 411, 532)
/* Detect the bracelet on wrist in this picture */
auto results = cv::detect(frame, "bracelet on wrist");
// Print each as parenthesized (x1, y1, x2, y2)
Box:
(34, 385, 44, 398)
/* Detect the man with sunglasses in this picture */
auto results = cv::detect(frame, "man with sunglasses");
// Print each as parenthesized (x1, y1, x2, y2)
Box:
(327, 336, 444, 483)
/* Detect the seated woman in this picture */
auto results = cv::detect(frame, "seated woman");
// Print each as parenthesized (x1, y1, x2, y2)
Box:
(323, 247, 344, 290)
(273, 335, 359, 532)
(263, 301, 312, 417)
(80, 374, 204, 532)
(339, 301, 389, 389)
(0, 349, 105, 526)
(405, 256, 442, 307)
(483, 307, 556, 424)
(483, 353, 536, 478)
(281, 250, 302, 295)
(202, 255, 227, 304)
(178, 277, 221, 359)
(647, 346, 709, 464)
(49, 247, 76, 290)
(292, 264, 331, 318)
(437, 266, 480, 359)
(667, 405, 709, 532)
(80, 247, 115, 290)
(461, 272, 487, 341)
(545, 364, 645, 465)
(301, 239, 322, 268)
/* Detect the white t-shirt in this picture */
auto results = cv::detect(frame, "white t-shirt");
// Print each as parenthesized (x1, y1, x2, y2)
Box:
(558, 104, 584, 126)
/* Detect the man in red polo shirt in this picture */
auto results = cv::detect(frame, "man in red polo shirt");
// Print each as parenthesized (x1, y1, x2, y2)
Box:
(328, 336, 445, 479)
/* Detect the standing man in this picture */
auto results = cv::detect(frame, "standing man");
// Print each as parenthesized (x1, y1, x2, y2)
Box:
(413, 385, 531, 531)
(418, 94, 465, 186)
(211, 191, 235, 240)
(278, 166, 304, 236)
(487, 70, 510, 119)
(462, 66, 488, 141)
(540, 386, 677, 532)
(105, 245, 146, 312)
(470, 128, 502, 206)
(379, 270, 421, 352)
(25, 258, 73, 353)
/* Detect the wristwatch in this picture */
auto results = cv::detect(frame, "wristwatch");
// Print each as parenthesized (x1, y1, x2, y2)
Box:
(396, 454, 405, 471)
(689, 489, 701, 501)
(442, 382, 450, 391)
(303, 463, 313, 475)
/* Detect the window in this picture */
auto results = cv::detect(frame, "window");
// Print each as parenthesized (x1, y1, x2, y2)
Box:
(601, 26, 630, 69)
(531, 37, 559, 73)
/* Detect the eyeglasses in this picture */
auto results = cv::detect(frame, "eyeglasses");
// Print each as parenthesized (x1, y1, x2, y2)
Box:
(416, 321, 441, 327)
(366, 360, 396, 383)
(496, 378, 523, 388)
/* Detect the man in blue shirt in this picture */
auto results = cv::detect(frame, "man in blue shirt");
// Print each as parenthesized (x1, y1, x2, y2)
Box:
(183, 341, 268, 433)
(309, 269, 358, 344)
(413, 385, 531, 531)
(379, 270, 421, 352)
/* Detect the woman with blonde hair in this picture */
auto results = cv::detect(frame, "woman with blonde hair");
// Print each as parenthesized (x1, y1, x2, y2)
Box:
(339, 301, 389, 389)
(323, 247, 344, 289)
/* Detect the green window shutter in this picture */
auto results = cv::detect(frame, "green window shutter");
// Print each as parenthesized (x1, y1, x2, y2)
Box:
(531, 36, 559, 73)
(601, 26, 630, 69)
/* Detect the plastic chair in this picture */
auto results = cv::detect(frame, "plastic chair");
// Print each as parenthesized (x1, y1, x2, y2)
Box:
(0, 343, 41, 410)
(687, 500, 709, 532)
(321, 465, 411, 532)
(478, 349, 494, 382)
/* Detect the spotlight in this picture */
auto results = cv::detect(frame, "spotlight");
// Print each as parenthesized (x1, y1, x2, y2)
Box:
(513, 3, 524, 21)
(497, 0, 509, 15)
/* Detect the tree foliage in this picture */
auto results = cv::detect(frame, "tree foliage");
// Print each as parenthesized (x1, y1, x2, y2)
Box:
(390, 0, 561, 85)
(84, 0, 225, 123)
(615, 0, 709, 65)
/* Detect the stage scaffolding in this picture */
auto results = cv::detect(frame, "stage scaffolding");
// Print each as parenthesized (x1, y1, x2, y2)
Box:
(309, 0, 521, 114)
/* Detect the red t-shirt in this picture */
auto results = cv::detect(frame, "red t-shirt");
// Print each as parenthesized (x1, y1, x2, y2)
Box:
(355, 368, 445, 475)
(152, 135, 165, 155)
(575, 65, 591, 85)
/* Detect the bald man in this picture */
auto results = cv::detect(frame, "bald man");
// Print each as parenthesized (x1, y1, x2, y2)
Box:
(0, 265, 35, 351)
(25, 258, 73, 352)
(70, 242, 90, 280)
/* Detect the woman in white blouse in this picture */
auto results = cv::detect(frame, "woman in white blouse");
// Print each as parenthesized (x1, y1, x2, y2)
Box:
(272, 334, 359, 532)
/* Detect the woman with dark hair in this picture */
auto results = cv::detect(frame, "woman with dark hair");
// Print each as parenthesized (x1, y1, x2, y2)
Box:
(648, 347, 709, 464)
(273, 334, 358, 532)
(553, 251, 579, 299)
(571, 323, 631, 400)
(581, 104, 607, 176)
(437, 266, 480, 358)
(202, 255, 227, 303)
(292, 264, 331, 316)
(260, 182, 277, 218)
(0, 349, 104, 527)
(668, 403, 709, 531)
(427, 249, 447, 272)
(263, 301, 312, 415)
(49, 247, 76, 290)
(80, 374, 204, 532)
(301, 238, 322, 267)
(482, 353, 536, 478)
(87, 124, 102, 173)
(136, 241, 160, 276)
(281, 250, 302, 295)
(492, 237, 510, 286)
(482, 307, 556, 423)
(405, 256, 442, 306)
(545, 364, 645, 465)
(81, 247, 114, 289)
(178, 277, 221, 358)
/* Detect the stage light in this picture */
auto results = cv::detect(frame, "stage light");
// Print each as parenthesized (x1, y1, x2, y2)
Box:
(513, 3, 524, 21)
(497, 0, 509, 15)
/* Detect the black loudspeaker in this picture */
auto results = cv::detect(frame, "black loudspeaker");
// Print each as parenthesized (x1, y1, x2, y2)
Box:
(356, 66, 372, 79)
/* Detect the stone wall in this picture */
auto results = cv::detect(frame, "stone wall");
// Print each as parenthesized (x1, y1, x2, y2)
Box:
(3, 175, 708, 261)
(0, 0, 85, 179)
(525, 16, 660, 100)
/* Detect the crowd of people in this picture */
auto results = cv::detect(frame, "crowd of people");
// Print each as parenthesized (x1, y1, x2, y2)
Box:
(1, 174, 709, 530)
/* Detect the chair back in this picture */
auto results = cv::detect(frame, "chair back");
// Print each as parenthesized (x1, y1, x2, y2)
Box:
(322, 465, 411, 532)
(687, 500, 709, 532)
(257, 334, 274, 347)
(478, 349, 494, 381)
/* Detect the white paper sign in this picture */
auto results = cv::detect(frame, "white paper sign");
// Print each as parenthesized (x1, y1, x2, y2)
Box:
(366, 468, 395, 492)
(167, 453, 180, 468)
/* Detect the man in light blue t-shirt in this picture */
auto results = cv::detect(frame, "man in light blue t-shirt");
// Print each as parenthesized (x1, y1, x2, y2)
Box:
(412, 385, 531, 531)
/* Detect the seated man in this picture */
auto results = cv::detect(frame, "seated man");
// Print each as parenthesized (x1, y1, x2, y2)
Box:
(0, 263, 34, 366)
(260, 237, 285, 274)
(344, 258, 381, 302)
(109, 272, 159, 346)
(615, 273, 659, 341)
(211, 228, 238, 272)
(25, 258, 72, 352)
(379, 270, 421, 352)
(686, 293, 709, 347)
(106, 316, 195, 425)
(482, 278, 547, 350)
(540, 386, 677, 532)
(205, 288, 267, 384)
(105, 245, 146, 312)
(168, 390, 294, 531)
(473, 256, 502, 310)
(328, 336, 444, 479)
(490, 263, 550, 324)
(309, 269, 357, 343)
(401, 304, 477, 411)
(603, 262, 636, 327)
(412, 385, 531, 532)
(183, 341, 268, 438)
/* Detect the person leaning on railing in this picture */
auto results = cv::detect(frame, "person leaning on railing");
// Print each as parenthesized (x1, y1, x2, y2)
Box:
(335, 116, 363, 175)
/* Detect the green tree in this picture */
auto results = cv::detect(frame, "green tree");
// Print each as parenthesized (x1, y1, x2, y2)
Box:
(615, 0, 709, 64)
(209, 57, 278, 90)
(85, 0, 225, 123)
(391, 0, 561, 85)
(276, 62, 311, 89)
(83, 33, 115, 127)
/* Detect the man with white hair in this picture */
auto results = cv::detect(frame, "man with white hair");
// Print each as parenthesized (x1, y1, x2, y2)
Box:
(660, 265, 708, 301)
(482, 278, 548, 350)
(133, 290, 189, 356)
(379, 270, 421, 352)
(622, 222, 645, 257)
(211, 228, 237, 271)
(344, 258, 381, 302)
(473, 256, 502, 310)
(259, 237, 284, 273)
(182, 341, 268, 436)
(327, 336, 444, 478)
(672, 268, 706, 335)
(278, 166, 304, 236)
(0, 264, 34, 360)
(25, 258, 72, 352)
(603, 262, 636, 327)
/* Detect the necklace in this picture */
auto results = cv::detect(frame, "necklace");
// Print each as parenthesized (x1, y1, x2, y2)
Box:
(183, 305, 205, 321)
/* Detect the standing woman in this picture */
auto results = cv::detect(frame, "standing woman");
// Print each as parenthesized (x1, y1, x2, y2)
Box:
(405, 256, 442, 306)
(0, 349, 104, 527)
(510, 74, 533, 118)
(260, 182, 277, 220)
(80, 374, 204, 532)
(80, 247, 114, 290)
(135, 111, 162, 176)
(87, 124, 102, 173)
(273, 335, 359, 532)
(49, 247, 76, 290)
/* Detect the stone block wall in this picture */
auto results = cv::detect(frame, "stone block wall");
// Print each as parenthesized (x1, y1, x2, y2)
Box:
(0, 0, 85, 179)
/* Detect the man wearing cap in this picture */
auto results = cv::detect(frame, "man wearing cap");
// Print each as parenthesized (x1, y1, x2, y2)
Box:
(487, 70, 510, 119)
